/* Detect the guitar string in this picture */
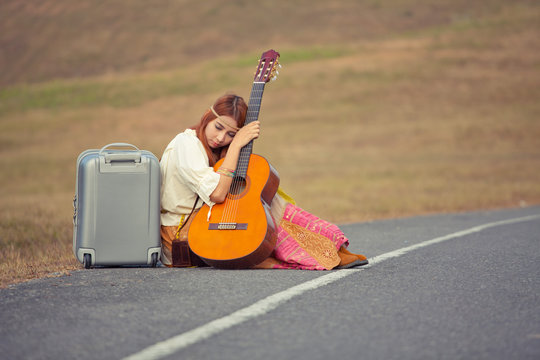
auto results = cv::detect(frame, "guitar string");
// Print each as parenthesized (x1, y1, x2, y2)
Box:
(222, 96, 256, 225)
(224, 110, 254, 225)
(223, 84, 264, 226)
(231, 85, 263, 225)
(220, 84, 264, 228)
(220, 87, 257, 225)
(226, 85, 258, 227)
(220, 114, 250, 225)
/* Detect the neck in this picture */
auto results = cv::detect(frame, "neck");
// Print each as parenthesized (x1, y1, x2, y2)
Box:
(236, 82, 266, 177)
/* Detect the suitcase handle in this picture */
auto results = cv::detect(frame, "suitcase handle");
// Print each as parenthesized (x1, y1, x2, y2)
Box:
(99, 143, 142, 163)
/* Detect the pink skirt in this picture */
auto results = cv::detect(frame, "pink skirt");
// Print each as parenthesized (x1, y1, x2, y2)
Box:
(270, 203, 349, 270)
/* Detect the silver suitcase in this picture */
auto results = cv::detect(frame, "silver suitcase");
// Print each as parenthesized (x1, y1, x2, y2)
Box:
(73, 143, 161, 268)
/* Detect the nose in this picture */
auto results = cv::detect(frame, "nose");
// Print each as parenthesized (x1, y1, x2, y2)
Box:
(216, 131, 226, 143)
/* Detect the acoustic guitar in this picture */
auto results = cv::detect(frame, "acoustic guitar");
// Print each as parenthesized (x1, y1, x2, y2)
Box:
(188, 49, 281, 269)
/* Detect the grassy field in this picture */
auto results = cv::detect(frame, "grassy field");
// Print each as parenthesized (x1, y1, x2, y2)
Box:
(1, 0, 539, 287)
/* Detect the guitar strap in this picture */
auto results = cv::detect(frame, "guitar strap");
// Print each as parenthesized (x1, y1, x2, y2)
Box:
(171, 196, 207, 267)
(175, 195, 199, 238)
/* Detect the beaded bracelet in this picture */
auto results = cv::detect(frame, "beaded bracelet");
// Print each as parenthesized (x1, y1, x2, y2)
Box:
(216, 167, 236, 178)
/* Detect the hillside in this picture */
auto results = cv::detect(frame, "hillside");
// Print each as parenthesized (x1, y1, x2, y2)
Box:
(0, 0, 527, 86)
(0, 0, 539, 286)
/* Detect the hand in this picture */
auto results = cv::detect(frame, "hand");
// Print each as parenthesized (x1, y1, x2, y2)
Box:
(231, 121, 260, 149)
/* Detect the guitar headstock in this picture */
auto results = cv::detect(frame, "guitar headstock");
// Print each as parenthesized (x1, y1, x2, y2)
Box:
(253, 49, 281, 83)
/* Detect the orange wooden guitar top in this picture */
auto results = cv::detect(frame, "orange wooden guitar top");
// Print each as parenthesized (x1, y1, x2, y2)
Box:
(188, 154, 279, 268)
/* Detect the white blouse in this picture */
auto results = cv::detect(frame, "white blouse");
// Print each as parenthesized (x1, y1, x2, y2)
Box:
(160, 129, 220, 226)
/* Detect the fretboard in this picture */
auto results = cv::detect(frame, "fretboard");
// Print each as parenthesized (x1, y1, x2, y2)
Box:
(236, 82, 266, 178)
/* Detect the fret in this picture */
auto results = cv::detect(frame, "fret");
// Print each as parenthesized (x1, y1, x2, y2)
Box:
(236, 82, 266, 178)
(233, 50, 279, 178)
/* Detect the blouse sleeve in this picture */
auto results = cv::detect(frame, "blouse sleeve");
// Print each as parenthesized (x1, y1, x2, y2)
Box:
(173, 133, 220, 206)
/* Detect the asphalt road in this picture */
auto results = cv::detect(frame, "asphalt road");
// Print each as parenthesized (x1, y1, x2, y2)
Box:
(1, 206, 539, 360)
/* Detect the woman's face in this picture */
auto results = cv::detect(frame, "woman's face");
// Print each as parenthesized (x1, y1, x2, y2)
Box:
(205, 116, 239, 149)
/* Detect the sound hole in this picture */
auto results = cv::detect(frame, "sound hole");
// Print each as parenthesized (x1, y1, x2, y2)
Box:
(229, 176, 247, 196)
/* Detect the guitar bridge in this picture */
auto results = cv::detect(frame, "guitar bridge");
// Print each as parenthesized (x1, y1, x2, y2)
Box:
(208, 223, 248, 230)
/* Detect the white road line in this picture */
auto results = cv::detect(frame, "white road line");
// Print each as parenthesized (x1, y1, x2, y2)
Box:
(368, 213, 540, 265)
(123, 213, 540, 360)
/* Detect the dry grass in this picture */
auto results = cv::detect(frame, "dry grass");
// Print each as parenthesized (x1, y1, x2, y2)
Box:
(1, 1, 539, 287)
(0, 0, 504, 86)
(0, 199, 77, 285)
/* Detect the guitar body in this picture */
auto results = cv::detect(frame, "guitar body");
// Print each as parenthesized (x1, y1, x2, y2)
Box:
(188, 49, 281, 269)
(188, 154, 280, 269)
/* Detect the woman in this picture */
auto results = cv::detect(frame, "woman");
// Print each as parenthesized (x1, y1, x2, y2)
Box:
(160, 94, 368, 269)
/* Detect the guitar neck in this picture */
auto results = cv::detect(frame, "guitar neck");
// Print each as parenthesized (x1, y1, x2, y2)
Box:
(237, 82, 266, 177)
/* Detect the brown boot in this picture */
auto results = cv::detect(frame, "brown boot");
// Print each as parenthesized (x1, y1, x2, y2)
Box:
(337, 247, 368, 269)
(340, 247, 368, 262)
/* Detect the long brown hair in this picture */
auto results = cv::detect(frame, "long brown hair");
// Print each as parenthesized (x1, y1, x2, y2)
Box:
(193, 94, 247, 166)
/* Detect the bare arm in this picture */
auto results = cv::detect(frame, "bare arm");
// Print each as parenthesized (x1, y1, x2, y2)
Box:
(209, 121, 260, 203)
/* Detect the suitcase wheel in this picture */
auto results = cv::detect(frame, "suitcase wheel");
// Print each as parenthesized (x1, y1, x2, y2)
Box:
(151, 252, 158, 267)
(83, 253, 92, 269)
